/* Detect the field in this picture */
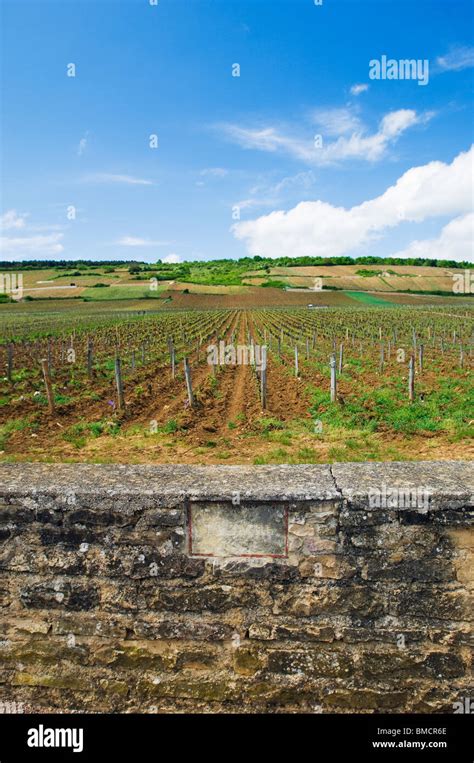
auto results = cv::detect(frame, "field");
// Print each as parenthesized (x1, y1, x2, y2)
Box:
(0, 295, 472, 465)
(2, 260, 473, 302)
(243, 264, 468, 294)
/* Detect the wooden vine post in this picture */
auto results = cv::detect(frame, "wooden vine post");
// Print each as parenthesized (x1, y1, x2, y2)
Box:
(330, 353, 337, 403)
(408, 355, 415, 403)
(260, 346, 267, 410)
(7, 344, 13, 383)
(40, 358, 55, 414)
(184, 357, 195, 408)
(87, 339, 94, 380)
(114, 356, 125, 411)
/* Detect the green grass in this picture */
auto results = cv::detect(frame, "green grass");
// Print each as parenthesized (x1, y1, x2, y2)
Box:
(261, 280, 287, 289)
(61, 419, 121, 448)
(161, 419, 179, 434)
(309, 374, 473, 437)
(0, 417, 33, 450)
(356, 269, 384, 277)
(256, 417, 285, 433)
(345, 291, 393, 306)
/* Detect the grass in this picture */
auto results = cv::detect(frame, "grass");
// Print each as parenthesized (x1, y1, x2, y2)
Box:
(160, 419, 180, 434)
(345, 291, 393, 306)
(0, 417, 34, 450)
(308, 370, 473, 442)
(34, 393, 72, 406)
(256, 417, 285, 432)
(61, 419, 121, 448)
(254, 447, 289, 465)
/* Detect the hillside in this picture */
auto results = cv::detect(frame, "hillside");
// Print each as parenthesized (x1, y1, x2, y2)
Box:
(0, 259, 472, 306)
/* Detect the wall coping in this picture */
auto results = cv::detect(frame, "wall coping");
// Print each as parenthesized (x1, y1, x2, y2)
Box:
(0, 461, 472, 507)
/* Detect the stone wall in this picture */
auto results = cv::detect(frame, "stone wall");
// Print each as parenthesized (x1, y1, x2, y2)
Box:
(0, 462, 472, 714)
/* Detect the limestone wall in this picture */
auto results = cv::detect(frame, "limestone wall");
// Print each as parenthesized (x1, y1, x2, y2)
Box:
(0, 462, 472, 713)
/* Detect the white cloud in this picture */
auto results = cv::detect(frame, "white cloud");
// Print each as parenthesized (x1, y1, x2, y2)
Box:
(219, 108, 431, 165)
(0, 233, 64, 259)
(271, 170, 317, 195)
(0, 210, 64, 258)
(221, 124, 311, 158)
(116, 237, 171, 247)
(350, 83, 369, 96)
(391, 213, 474, 261)
(83, 173, 153, 186)
(77, 132, 89, 156)
(28, 224, 66, 232)
(436, 45, 474, 72)
(232, 146, 473, 261)
(236, 171, 317, 210)
(0, 210, 28, 230)
(200, 167, 228, 178)
(311, 107, 363, 136)
(163, 253, 182, 264)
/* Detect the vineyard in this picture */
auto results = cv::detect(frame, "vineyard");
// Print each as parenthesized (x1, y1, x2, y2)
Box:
(0, 304, 472, 464)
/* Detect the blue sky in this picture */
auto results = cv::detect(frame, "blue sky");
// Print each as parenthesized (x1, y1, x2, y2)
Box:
(1, 0, 473, 262)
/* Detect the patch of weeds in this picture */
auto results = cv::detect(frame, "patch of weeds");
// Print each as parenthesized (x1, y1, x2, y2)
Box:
(253, 447, 289, 465)
(88, 421, 106, 437)
(344, 437, 364, 450)
(327, 446, 349, 462)
(84, 391, 102, 402)
(62, 429, 87, 449)
(0, 417, 32, 451)
(104, 420, 121, 436)
(448, 425, 473, 443)
(12, 369, 30, 383)
(257, 417, 285, 433)
(296, 447, 318, 463)
(276, 431, 293, 445)
(62, 419, 120, 446)
(270, 447, 289, 461)
(162, 418, 179, 434)
(55, 394, 72, 405)
(125, 424, 144, 436)
(34, 393, 72, 406)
